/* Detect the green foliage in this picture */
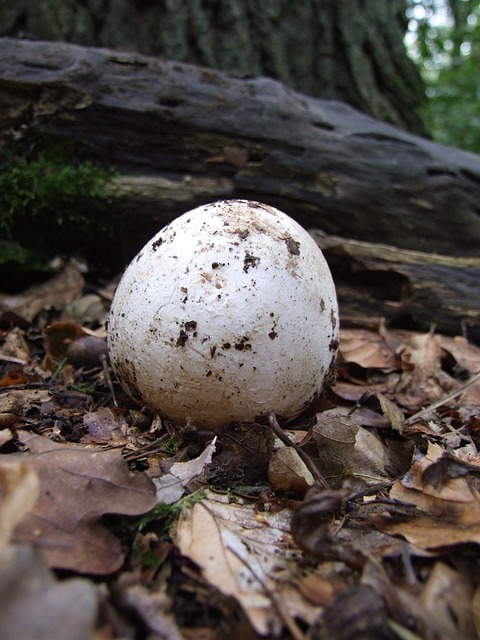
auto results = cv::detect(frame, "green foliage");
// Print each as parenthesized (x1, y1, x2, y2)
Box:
(226, 487, 239, 503)
(0, 239, 47, 270)
(406, 0, 480, 153)
(422, 53, 480, 150)
(0, 129, 119, 269)
(162, 434, 179, 455)
(135, 491, 206, 534)
(109, 491, 206, 566)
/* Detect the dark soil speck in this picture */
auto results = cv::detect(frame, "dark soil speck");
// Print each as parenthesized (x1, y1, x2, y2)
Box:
(235, 336, 252, 351)
(176, 329, 188, 346)
(243, 253, 260, 273)
(284, 237, 300, 255)
(151, 238, 163, 251)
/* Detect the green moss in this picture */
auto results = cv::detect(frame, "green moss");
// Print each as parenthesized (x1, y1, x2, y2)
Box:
(0, 128, 120, 271)
(138, 491, 205, 534)
(107, 490, 206, 567)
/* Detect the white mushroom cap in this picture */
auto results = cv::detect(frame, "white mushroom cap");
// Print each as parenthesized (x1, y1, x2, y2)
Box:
(107, 200, 338, 429)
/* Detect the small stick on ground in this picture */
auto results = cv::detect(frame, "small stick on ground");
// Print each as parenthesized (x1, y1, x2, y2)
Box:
(100, 354, 118, 407)
(267, 411, 330, 490)
(227, 544, 307, 640)
(405, 369, 480, 424)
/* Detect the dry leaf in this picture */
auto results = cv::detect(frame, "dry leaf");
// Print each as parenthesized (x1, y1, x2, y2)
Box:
(291, 484, 350, 557)
(154, 438, 216, 505)
(296, 571, 339, 606)
(0, 394, 24, 419)
(43, 320, 87, 364)
(338, 327, 480, 414)
(0, 366, 30, 388)
(0, 544, 97, 640)
(439, 335, 480, 376)
(0, 328, 44, 389)
(60, 293, 109, 327)
(339, 327, 399, 370)
(396, 330, 456, 409)
(373, 442, 480, 549)
(175, 490, 319, 635)
(0, 326, 30, 361)
(367, 391, 405, 431)
(0, 429, 14, 446)
(83, 407, 128, 444)
(420, 562, 477, 640)
(0, 459, 39, 546)
(325, 392, 393, 428)
(313, 414, 389, 489)
(472, 584, 480, 638)
(317, 585, 392, 640)
(120, 584, 184, 640)
(0, 387, 76, 423)
(8, 430, 157, 574)
(0, 260, 84, 323)
(268, 446, 315, 494)
(421, 448, 480, 487)
(438, 335, 480, 406)
(43, 320, 107, 369)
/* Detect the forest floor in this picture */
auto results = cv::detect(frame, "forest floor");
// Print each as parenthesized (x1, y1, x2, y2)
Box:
(1, 259, 480, 640)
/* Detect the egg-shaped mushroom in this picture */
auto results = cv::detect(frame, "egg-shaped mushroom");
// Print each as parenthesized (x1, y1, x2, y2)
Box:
(107, 200, 338, 428)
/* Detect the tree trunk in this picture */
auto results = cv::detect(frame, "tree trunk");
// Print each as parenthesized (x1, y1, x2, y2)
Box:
(0, 0, 425, 135)
(1, 38, 479, 260)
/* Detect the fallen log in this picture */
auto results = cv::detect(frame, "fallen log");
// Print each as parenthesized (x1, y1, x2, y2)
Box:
(309, 229, 480, 343)
(1, 38, 480, 257)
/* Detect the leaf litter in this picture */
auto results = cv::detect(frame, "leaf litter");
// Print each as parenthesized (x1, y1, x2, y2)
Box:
(7, 430, 157, 574)
(0, 269, 480, 638)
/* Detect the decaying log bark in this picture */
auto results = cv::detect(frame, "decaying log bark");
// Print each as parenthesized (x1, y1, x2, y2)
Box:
(1, 39, 480, 259)
(309, 229, 480, 343)
(0, 1, 425, 135)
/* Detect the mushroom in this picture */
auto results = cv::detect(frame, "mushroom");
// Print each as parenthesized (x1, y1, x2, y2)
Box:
(107, 200, 338, 429)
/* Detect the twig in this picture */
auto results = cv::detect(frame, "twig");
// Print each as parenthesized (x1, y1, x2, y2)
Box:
(0, 382, 51, 394)
(267, 411, 330, 490)
(405, 369, 480, 424)
(347, 390, 373, 416)
(100, 353, 118, 407)
(227, 545, 307, 640)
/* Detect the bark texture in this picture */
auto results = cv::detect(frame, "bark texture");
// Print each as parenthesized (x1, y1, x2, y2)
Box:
(0, 0, 425, 134)
(1, 38, 479, 260)
(310, 230, 480, 343)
